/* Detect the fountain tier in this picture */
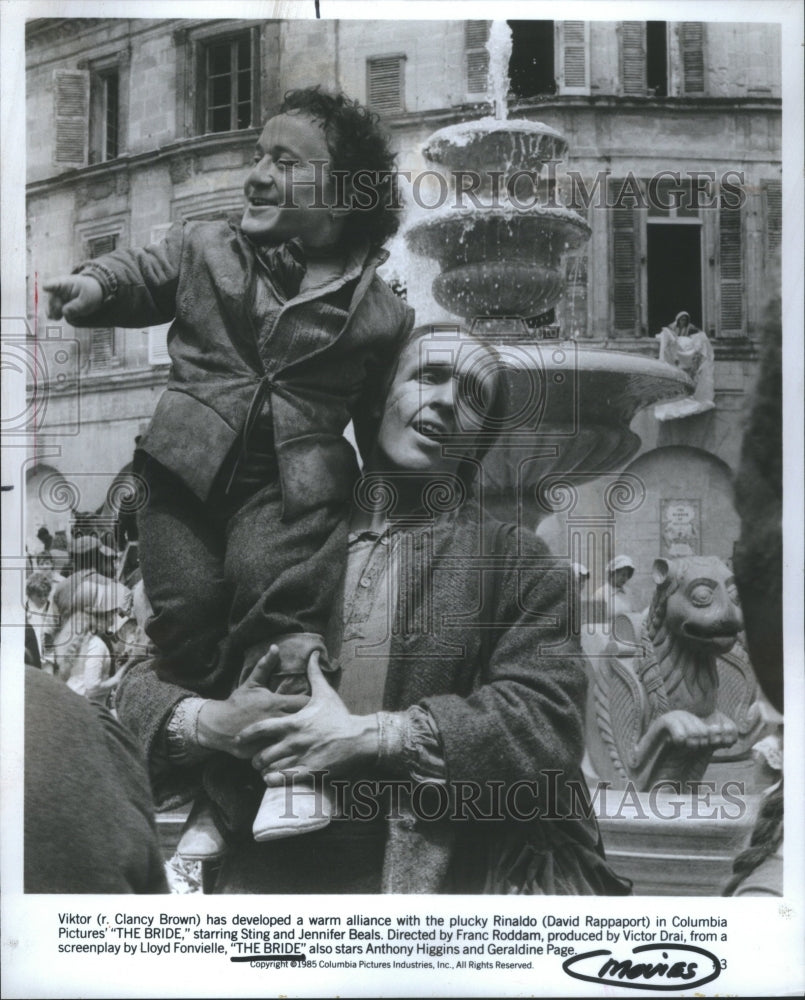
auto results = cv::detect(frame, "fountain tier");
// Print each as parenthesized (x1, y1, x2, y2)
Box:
(407, 207, 590, 318)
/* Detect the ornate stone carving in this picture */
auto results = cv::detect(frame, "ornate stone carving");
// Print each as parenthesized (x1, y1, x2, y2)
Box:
(584, 555, 781, 790)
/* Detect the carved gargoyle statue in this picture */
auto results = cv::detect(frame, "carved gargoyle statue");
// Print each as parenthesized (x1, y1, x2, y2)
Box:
(585, 556, 780, 791)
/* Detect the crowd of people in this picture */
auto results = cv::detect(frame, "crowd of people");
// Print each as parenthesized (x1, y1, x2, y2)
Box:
(24, 534, 148, 705)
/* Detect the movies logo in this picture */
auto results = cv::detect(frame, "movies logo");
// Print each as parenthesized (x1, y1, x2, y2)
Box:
(563, 943, 722, 991)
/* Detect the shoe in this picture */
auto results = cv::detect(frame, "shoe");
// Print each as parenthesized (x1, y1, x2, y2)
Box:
(252, 783, 334, 842)
(177, 797, 228, 861)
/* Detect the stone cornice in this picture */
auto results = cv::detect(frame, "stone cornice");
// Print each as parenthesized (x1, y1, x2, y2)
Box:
(27, 129, 259, 198)
(380, 94, 781, 132)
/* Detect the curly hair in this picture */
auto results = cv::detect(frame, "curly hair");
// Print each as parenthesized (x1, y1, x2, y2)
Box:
(279, 86, 400, 249)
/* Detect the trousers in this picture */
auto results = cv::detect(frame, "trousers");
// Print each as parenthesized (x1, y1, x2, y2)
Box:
(137, 453, 348, 698)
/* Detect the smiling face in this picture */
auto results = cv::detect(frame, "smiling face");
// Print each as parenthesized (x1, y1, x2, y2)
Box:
(241, 112, 343, 249)
(374, 330, 500, 477)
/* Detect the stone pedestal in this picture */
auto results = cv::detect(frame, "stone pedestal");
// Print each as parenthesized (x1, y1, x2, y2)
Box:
(590, 785, 760, 896)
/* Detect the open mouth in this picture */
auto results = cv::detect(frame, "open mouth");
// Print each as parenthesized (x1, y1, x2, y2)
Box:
(248, 197, 278, 207)
(414, 418, 447, 441)
(681, 622, 741, 645)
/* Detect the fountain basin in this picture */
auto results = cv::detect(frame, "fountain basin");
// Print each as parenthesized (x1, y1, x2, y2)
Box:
(406, 206, 591, 269)
(434, 262, 565, 319)
(422, 117, 567, 174)
(475, 344, 693, 522)
(406, 207, 591, 317)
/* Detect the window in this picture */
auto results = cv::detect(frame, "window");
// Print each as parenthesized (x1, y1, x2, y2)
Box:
(608, 177, 703, 336)
(54, 58, 127, 168)
(202, 33, 254, 133)
(646, 22, 667, 97)
(508, 21, 555, 98)
(465, 21, 490, 95)
(646, 182, 703, 336)
(87, 234, 117, 258)
(86, 234, 119, 371)
(622, 21, 704, 96)
(89, 69, 120, 162)
(465, 21, 585, 101)
(367, 55, 405, 114)
(103, 72, 119, 157)
(174, 22, 261, 138)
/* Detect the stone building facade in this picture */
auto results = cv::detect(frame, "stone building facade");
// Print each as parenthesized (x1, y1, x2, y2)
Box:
(24, 16, 782, 604)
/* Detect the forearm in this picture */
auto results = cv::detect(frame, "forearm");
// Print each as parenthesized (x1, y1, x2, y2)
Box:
(75, 224, 183, 327)
(115, 658, 202, 777)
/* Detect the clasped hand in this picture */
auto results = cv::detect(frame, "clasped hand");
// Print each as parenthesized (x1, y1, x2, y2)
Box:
(198, 645, 378, 785)
(238, 649, 379, 788)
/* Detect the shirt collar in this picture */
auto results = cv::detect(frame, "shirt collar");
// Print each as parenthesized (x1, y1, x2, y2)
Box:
(230, 215, 380, 292)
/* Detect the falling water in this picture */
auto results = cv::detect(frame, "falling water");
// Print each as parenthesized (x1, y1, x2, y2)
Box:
(487, 21, 513, 120)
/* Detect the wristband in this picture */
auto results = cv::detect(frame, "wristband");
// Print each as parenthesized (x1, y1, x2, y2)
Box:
(165, 697, 207, 765)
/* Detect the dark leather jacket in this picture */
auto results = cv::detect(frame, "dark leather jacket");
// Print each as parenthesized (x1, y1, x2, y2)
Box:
(80, 219, 414, 512)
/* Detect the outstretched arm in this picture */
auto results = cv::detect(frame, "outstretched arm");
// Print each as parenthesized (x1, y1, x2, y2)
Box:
(43, 221, 185, 330)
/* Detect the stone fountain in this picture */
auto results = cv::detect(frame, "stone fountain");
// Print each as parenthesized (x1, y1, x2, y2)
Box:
(402, 23, 770, 895)
(404, 23, 690, 527)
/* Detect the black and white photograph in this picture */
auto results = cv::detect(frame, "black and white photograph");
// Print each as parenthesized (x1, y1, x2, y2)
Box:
(2, 0, 803, 997)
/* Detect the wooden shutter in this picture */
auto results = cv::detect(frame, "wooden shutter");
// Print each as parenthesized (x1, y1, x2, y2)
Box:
(54, 70, 89, 165)
(90, 329, 116, 368)
(87, 233, 117, 258)
(718, 192, 744, 334)
(680, 23, 705, 94)
(621, 22, 646, 95)
(87, 233, 117, 369)
(562, 21, 587, 90)
(367, 56, 404, 114)
(466, 21, 490, 94)
(611, 180, 640, 335)
(764, 180, 782, 257)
